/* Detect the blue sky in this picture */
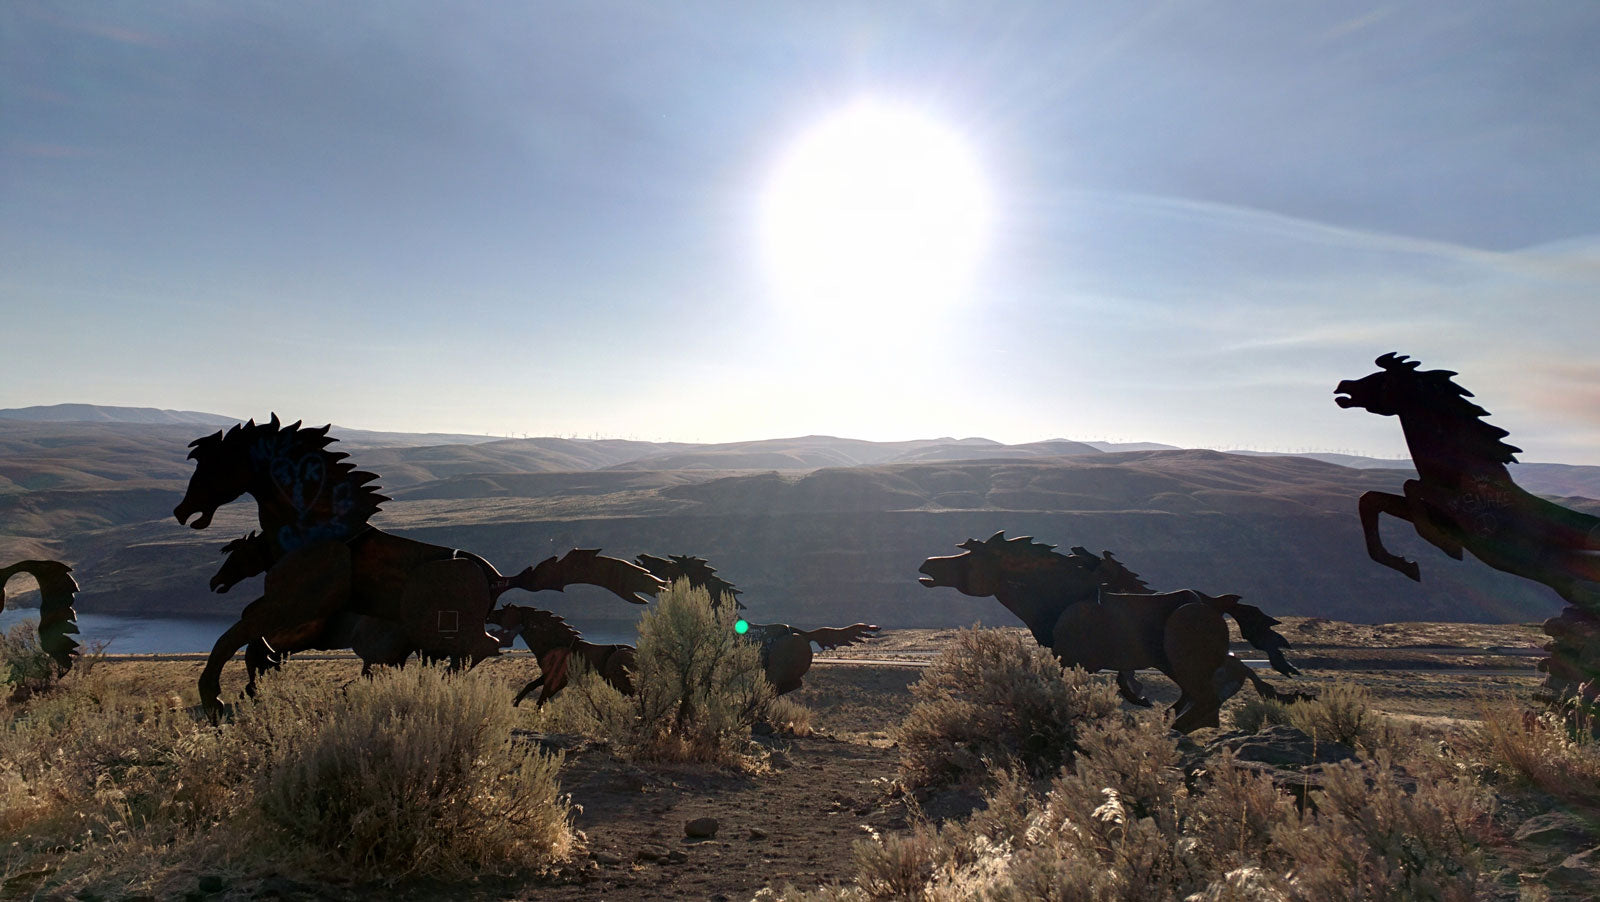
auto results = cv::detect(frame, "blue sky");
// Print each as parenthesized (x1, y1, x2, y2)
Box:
(4, 1, 1599, 462)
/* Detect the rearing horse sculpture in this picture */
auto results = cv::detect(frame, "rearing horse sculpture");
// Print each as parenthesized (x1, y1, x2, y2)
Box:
(918, 532, 1308, 733)
(1336, 353, 1600, 611)
(174, 416, 664, 715)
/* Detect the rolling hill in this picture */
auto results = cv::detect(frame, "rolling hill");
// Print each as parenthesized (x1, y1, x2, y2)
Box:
(3, 408, 1597, 633)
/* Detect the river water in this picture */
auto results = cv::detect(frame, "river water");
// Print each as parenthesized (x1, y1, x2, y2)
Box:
(0, 609, 637, 655)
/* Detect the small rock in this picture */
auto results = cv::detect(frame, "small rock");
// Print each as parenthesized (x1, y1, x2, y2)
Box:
(1546, 846, 1600, 885)
(196, 875, 229, 895)
(1204, 726, 1357, 767)
(685, 816, 719, 839)
(593, 851, 623, 866)
(1514, 812, 1597, 850)
(748, 827, 768, 840)
(637, 846, 667, 862)
(667, 849, 689, 864)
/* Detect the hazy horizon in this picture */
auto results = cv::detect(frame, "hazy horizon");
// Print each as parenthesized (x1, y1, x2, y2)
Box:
(6, 3, 1599, 462)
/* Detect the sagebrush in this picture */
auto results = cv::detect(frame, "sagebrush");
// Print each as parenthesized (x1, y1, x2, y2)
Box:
(532, 579, 775, 766)
(1, 662, 572, 896)
(895, 626, 1120, 788)
(764, 714, 1492, 901)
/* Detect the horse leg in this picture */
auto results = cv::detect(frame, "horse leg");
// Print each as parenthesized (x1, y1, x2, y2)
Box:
(1116, 670, 1154, 707)
(200, 618, 266, 719)
(1401, 480, 1465, 560)
(1358, 491, 1422, 581)
(1165, 603, 1229, 733)
(513, 676, 545, 707)
(243, 639, 282, 698)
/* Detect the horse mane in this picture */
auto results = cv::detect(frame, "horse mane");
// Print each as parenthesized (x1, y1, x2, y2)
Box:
(189, 414, 390, 526)
(636, 553, 745, 609)
(967, 532, 1107, 585)
(506, 605, 583, 651)
(1376, 353, 1523, 465)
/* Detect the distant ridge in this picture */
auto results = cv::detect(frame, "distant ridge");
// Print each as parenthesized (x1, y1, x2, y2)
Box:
(0, 404, 241, 426)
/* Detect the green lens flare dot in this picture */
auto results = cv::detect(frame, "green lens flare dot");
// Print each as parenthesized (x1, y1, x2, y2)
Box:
(734, 619, 749, 635)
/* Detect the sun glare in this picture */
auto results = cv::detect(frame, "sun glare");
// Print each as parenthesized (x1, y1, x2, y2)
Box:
(760, 101, 992, 321)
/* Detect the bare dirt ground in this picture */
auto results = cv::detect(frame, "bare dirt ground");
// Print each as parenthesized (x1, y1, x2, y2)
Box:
(58, 618, 1553, 901)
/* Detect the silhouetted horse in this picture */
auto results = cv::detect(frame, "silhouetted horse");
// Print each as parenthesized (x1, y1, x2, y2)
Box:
(918, 532, 1307, 733)
(1337, 353, 1600, 610)
(487, 604, 637, 706)
(174, 415, 664, 715)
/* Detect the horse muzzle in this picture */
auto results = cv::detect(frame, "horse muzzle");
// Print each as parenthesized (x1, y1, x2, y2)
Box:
(1333, 380, 1358, 408)
(173, 501, 215, 530)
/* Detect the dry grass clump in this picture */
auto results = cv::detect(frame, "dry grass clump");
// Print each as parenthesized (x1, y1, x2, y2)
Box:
(1284, 682, 1399, 754)
(532, 580, 774, 767)
(1229, 693, 1294, 733)
(894, 627, 1121, 788)
(1, 662, 572, 896)
(241, 665, 572, 879)
(760, 714, 1492, 902)
(1477, 699, 1600, 808)
(1, 620, 65, 702)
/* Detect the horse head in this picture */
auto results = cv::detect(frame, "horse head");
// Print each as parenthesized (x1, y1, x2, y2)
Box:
(1336, 353, 1521, 466)
(174, 417, 274, 529)
(918, 531, 1043, 597)
(1334, 352, 1426, 417)
(211, 530, 270, 593)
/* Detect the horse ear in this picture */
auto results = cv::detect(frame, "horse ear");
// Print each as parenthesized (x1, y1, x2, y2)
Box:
(959, 538, 983, 551)
(269, 413, 281, 428)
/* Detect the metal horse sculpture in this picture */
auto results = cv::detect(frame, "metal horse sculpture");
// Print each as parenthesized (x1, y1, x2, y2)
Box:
(635, 553, 878, 694)
(918, 532, 1307, 733)
(174, 416, 664, 715)
(487, 604, 637, 706)
(0, 559, 81, 671)
(1336, 353, 1600, 610)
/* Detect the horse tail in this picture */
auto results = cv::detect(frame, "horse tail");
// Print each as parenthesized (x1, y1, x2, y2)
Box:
(1210, 594, 1301, 677)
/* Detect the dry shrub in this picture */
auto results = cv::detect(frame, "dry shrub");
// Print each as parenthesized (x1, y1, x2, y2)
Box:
(2, 620, 63, 702)
(895, 627, 1121, 788)
(242, 665, 572, 880)
(1271, 751, 1492, 902)
(0, 664, 249, 895)
(767, 695, 815, 736)
(1229, 694, 1293, 733)
(536, 580, 773, 767)
(1, 660, 571, 896)
(1286, 682, 1397, 753)
(1477, 701, 1600, 807)
(765, 714, 1492, 901)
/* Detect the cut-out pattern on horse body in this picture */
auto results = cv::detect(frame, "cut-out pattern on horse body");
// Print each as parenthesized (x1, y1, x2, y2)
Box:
(918, 532, 1308, 733)
(1336, 353, 1600, 609)
(0, 559, 81, 671)
(174, 416, 665, 715)
(636, 553, 878, 694)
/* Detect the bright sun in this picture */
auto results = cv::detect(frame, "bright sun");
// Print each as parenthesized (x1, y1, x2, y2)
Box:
(760, 101, 992, 321)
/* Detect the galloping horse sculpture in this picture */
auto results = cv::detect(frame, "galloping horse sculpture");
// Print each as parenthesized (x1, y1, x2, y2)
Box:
(1336, 353, 1600, 610)
(918, 533, 1308, 732)
(635, 553, 877, 694)
(0, 559, 81, 672)
(487, 604, 637, 706)
(174, 416, 664, 714)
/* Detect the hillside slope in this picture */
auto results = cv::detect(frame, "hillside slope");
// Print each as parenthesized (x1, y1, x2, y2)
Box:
(29, 449, 1587, 631)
